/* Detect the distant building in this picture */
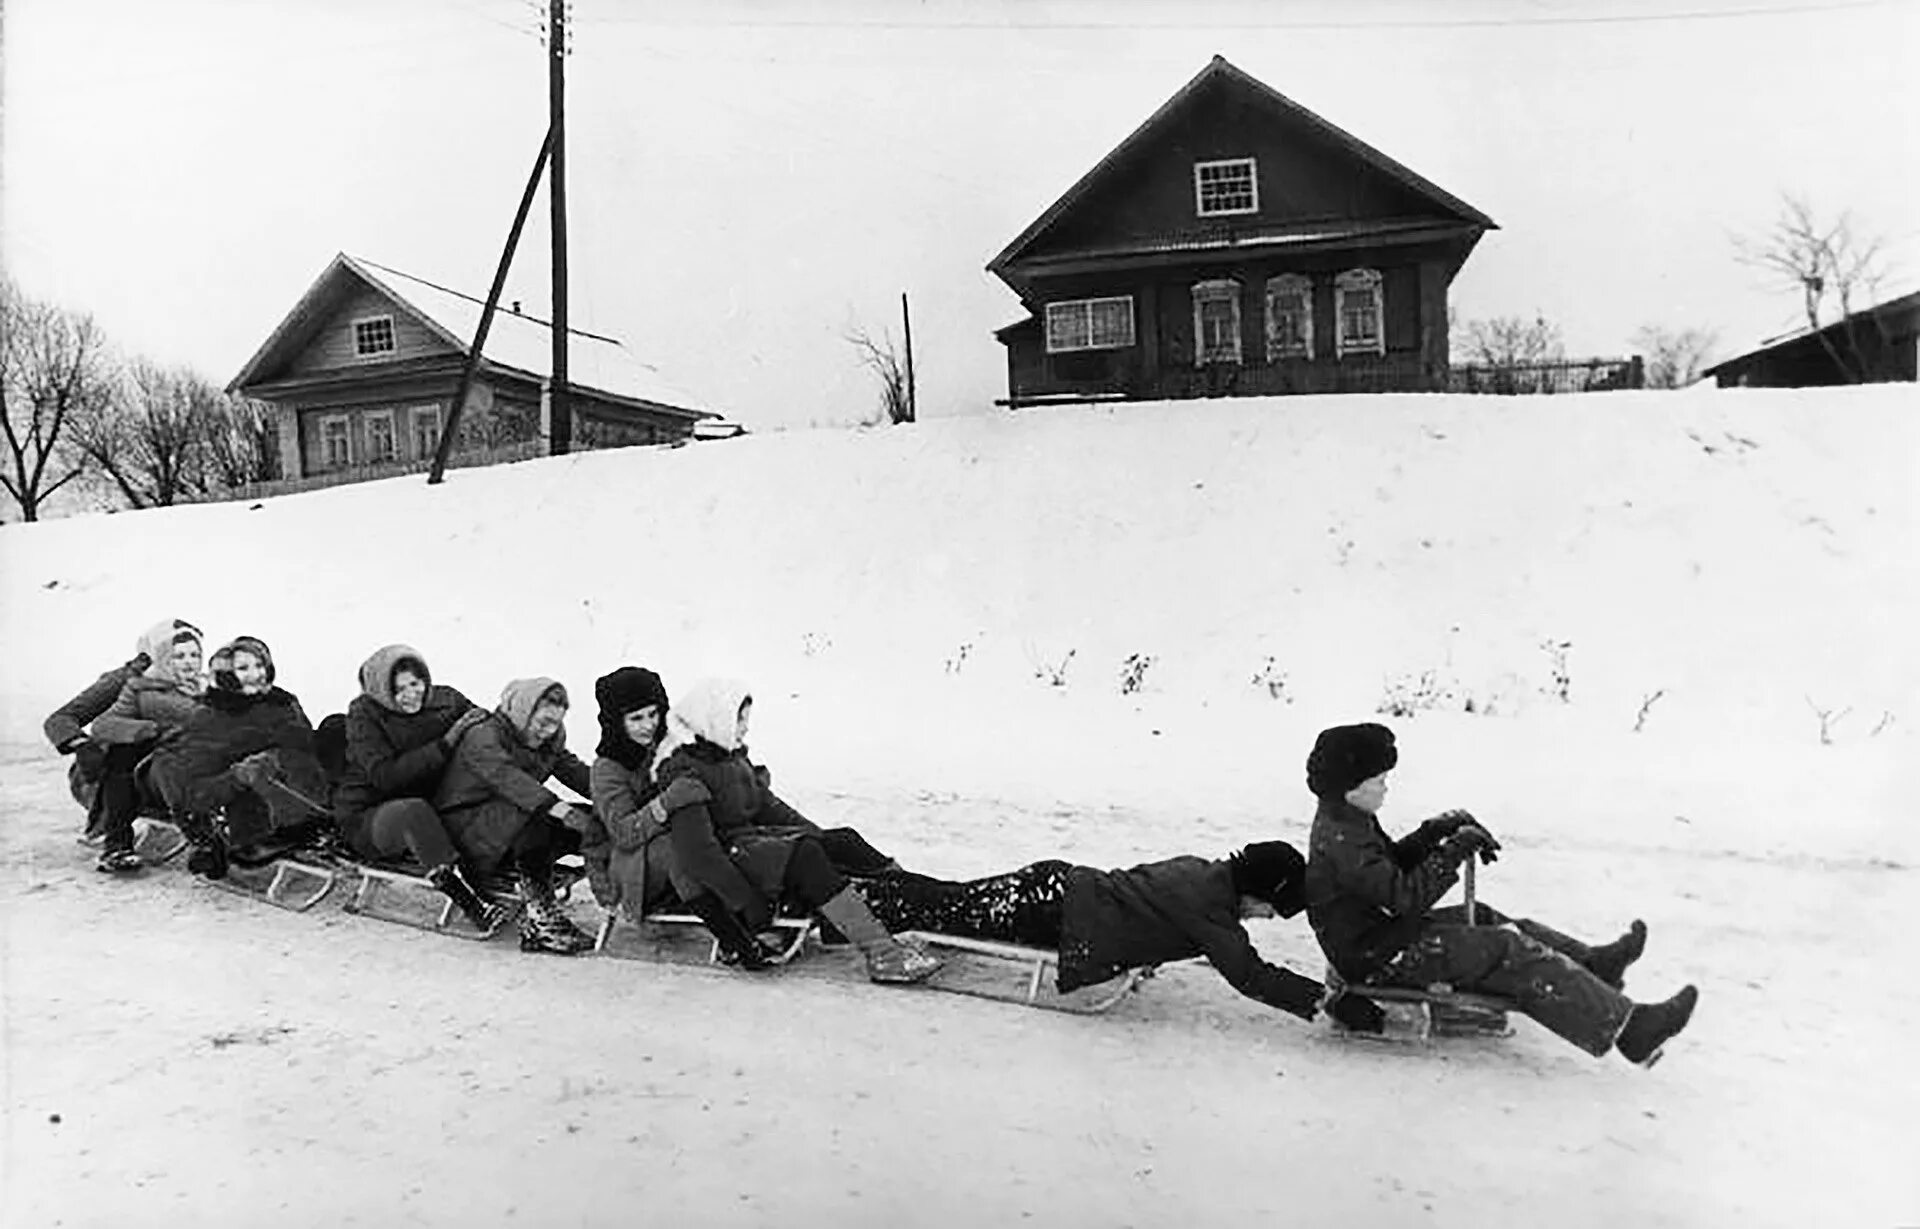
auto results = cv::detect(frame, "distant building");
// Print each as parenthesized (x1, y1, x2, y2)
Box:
(1704, 290, 1920, 388)
(987, 55, 1496, 407)
(228, 253, 718, 483)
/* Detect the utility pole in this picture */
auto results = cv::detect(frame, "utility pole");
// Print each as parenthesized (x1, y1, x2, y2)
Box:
(900, 292, 917, 423)
(547, 0, 571, 456)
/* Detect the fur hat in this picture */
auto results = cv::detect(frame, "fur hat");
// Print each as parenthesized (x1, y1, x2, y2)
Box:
(595, 666, 670, 766)
(1228, 841, 1308, 917)
(210, 635, 275, 693)
(1305, 722, 1398, 799)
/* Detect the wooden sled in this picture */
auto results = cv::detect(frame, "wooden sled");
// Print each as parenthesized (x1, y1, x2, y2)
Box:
(1325, 977, 1516, 1042)
(208, 852, 340, 913)
(900, 931, 1153, 1015)
(594, 909, 816, 966)
(341, 860, 516, 941)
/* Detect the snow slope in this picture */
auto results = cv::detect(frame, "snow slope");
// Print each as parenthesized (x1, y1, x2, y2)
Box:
(1, 386, 1915, 1227)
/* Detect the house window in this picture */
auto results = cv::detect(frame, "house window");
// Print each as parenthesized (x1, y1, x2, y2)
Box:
(1335, 268, 1385, 357)
(1265, 274, 1314, 361)
(410, 405, 442, 459)
(365, 409, 396, 463)
(319, 415, 351, 469)
(1045, 296, 1135, 353)
(1194, 158, 1258, 217)
(1192, 279, 1243, 365)
(353, 316, 396, 357)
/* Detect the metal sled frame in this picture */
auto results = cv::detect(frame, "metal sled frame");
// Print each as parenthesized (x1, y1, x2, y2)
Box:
(900, 931, 1152, 1014)
(594, 910, 816, 966)
(210, 855, 339, 913)
(1332, 981, 1516, 1040)
(341, 862, 517, 941)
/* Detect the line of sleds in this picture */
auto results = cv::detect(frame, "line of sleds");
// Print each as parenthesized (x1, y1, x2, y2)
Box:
(139, 819, 1515, 1039)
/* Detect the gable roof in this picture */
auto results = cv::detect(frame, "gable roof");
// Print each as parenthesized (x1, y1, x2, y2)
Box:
(987, 55, 1495, 281)
(228, 252, 716, 421)
(1702, 287, 1920, 377)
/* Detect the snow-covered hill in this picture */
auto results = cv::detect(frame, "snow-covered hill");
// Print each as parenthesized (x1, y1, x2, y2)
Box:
(2, 386, 1914, 1227)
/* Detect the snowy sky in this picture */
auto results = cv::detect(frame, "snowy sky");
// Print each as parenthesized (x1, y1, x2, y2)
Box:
(3, 0, 1916, 430)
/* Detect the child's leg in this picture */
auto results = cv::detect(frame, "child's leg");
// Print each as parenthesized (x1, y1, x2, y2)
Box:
(1378, 924, 1632, 1055)
(858, 860, 1071, 947)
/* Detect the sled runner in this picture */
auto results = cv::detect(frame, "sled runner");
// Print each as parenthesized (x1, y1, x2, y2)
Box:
(901, 931, 1153, 1014)
(208, 843, 342, 912)
(593, 909, 816, 967)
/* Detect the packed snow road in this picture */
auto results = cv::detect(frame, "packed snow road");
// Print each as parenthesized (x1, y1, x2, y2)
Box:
(3, 750, 1910, 1229)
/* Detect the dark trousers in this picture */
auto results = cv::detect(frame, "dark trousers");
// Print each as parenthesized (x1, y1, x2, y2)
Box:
(351, 798, 459, 870)
(778, 835, 848, 913)
(814, 827, 896, 877)
(95, 741, 158, 854)
(859, 860, 1072, 949)
(509, 815, 582, 883)
(1376, 902, 1631, 1055)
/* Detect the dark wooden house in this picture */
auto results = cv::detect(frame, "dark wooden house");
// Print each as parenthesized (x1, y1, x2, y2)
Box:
(988, 56, 1496, 405)
(228, 253, 717, 482)
(1704, 290, 1919, 388)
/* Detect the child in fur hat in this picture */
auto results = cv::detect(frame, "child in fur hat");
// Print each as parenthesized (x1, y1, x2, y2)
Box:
(1302, 721, 1698, 1065)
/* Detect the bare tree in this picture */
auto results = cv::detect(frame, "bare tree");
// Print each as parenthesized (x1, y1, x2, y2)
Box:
(1457, 313, 1566, 369)
(70, 359, 214, 508)
(1735, 194, 1890, 382)
(1632, 325, 1719, 388)
(0, 279, 110, 521)
(844, 325, 913, 425)
(200, 390, 281, 491)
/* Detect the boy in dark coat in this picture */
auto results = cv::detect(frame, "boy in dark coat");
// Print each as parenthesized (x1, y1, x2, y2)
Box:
(434, 677, 598, 954)
(649, 676, 942, 983)
(148, 636, 331, 876)
(1302, 721, 1698, 1065)
(858, 843, 1379, 1025)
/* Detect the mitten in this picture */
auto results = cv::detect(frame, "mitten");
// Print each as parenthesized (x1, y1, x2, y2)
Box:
(1328, 993, 1387, 1034)
(441, 707, 489, 751)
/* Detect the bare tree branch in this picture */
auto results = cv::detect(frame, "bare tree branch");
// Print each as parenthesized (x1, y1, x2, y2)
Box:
(1631, 325, 1719, 388)
(0, 278, 108, 521)
(844, 325, 913, 425)
(1735, 194, 1892, 382)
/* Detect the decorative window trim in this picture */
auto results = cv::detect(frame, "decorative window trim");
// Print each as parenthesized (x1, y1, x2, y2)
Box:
(1334, 268, 1385, 358)
(1192, 278, 1243, 366)
(1265, 273, 1314, 361)
(1193, 158, 1258, 217)
(364, 408, 397, 463)
(1045, 296, 1136, 353)
(409, 404, 443, 459)
(319, 413, 352, 469)
(352, 315, 396, 358)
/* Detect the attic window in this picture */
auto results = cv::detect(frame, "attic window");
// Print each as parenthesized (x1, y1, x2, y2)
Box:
(1045, 296, 1135, 353)
(353, 315, 396, 357)
(1194, 158, 1258, 217)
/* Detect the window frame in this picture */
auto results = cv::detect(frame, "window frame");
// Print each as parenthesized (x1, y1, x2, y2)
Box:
(409, 404, 443, 460)
(364, 408, 397, 464)
(1191, 278, 1244, 366)
(1334, 268, 1386, 358)
(318, 413, 352, 469)
(1193, 157, 1259, 218)
(1044, 295, 1136, 354)
(1264, 273, 1315, 362)
(352, 315, 396, 358)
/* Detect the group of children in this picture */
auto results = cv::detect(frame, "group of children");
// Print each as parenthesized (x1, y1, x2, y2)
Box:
(44, 616, 1700, 1065)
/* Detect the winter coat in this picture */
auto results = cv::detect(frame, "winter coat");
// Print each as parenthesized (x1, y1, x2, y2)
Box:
(1056, 856, 1324, 1018)
(89, 674, 204, 748)
(331, 645, 480, 820)
(45, 654, 151, 807)
(589, 751, 691, 920)
(1304, 795, 1471, 982)
(144, 685, 327, 823)
(434, 677, 593, 871)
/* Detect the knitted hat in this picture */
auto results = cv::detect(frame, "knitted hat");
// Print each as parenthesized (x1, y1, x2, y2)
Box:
(1228, 841, 1308, 917)
(211, 635, 275, 693)
(1306, 722, 1398, 798)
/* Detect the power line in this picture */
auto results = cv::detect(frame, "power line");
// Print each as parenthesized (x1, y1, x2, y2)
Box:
(574, 0, 1901, 31)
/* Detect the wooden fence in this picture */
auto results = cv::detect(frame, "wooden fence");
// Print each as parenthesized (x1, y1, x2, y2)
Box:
(203, 440, 547, 504)
(1447, 356, 1645, 395)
